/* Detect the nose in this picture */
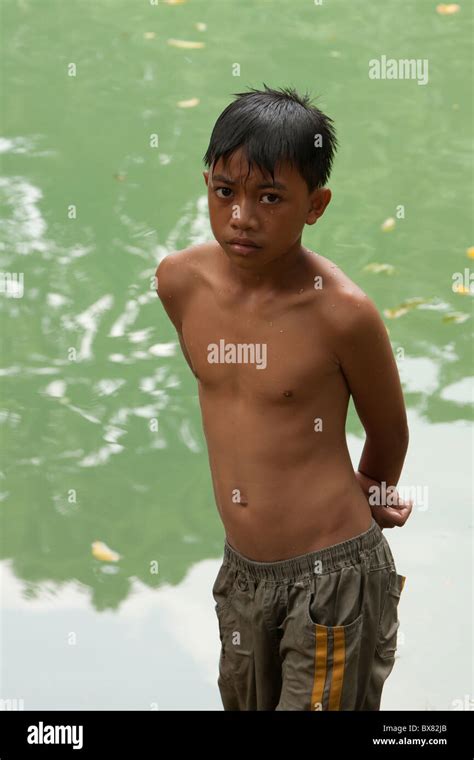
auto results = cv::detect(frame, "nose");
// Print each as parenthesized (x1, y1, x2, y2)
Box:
(230, 198, 258, 229)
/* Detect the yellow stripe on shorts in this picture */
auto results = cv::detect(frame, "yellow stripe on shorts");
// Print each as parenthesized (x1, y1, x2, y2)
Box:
(328, 626, 345, 710)
(311, 625, 328, 710)
(311, 624, 346, 710)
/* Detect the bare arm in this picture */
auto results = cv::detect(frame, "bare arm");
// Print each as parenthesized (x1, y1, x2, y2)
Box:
(336, 292, 412, 527)
(155, 253, 197, 378)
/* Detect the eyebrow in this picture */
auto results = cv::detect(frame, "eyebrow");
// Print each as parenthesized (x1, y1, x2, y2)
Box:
(211, 173, 288, 191)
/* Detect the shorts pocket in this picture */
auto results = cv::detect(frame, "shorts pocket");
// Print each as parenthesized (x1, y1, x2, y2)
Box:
(301, 564, 367, 645)
(299, 571, 366, 710)
(375, 571, 406, 660)
(212, 562, 237, 615)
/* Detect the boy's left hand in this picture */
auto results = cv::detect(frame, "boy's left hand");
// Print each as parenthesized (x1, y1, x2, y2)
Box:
(355, 470, 413, 529)
(369, 500, 413, 529)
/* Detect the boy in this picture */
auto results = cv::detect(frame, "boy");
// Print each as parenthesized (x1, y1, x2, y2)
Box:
(156, 85, 412, 711)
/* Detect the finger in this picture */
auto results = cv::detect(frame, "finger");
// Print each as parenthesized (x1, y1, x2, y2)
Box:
(392, 504, 413, 525)
(384, 507, 407, 526)
(393, 498, 414, 510)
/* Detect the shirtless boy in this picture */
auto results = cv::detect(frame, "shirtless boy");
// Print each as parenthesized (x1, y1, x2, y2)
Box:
(156, 85, 412, 711)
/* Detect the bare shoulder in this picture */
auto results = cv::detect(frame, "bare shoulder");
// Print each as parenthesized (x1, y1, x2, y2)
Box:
(155, 241, 215, 328)
(155, 241, 212, 290)
(310, 251, 383, 334)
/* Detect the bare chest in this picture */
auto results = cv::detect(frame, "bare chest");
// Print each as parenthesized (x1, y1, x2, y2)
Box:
(181, 288, 340, 403)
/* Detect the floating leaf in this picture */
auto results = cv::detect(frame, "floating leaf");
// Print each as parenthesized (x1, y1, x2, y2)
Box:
(92, 541, 121, 562)
(383, 296, 434, 319)
(436, 3, 461, 14)
(381, 217, 396, 231)
(467, 246, 474, 259)
(167, 38, 205, 49)
(143, 32, 156, 40)
(442, 311, 469, 324)
(363, 263, 395, 274)
(195, 22, 207, 31)
(177, 97, 200, 108)
(384, 306, 409, 319)
(164, 0, 188, 4)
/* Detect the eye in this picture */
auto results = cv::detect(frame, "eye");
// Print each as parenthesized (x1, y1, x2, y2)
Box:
(215, 187, 233, 198)
(214, 188, 281, 204)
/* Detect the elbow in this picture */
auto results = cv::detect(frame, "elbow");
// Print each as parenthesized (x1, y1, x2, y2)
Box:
(399, 423, 410, 446)
(394, 426, 410, 458)
(398, 430, 409, 459)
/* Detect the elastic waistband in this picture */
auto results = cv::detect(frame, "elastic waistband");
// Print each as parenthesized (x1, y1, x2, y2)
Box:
(223, 518, 386, 581)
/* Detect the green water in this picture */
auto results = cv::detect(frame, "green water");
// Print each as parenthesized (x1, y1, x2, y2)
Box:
(0, 0, 472, 710)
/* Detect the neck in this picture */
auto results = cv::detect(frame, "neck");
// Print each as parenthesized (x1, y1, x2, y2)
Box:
(222, 238, 310, 291)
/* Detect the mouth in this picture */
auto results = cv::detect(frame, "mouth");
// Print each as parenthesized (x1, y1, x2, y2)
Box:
(227, 239, 262, 254)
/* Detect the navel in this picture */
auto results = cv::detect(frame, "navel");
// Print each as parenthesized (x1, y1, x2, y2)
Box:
(283, 390, 293, 398)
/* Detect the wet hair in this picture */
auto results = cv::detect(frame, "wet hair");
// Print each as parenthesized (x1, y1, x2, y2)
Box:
(202, 84, 338, 192)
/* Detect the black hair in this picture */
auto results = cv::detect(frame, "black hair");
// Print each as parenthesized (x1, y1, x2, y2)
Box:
(202, 84, 338, 192)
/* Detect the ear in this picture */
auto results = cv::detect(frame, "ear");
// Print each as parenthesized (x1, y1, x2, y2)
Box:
(306, 188, 332, 226)
(203, 170, 210, 187)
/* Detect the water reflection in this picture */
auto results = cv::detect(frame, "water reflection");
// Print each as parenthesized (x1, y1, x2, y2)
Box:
(0, 0, 472, 710)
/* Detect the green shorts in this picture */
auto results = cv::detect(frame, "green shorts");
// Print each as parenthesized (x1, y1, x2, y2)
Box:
(212, 517, 406, 711)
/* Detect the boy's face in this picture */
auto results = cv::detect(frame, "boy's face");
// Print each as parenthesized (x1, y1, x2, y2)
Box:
(203, 147, 331, 267)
